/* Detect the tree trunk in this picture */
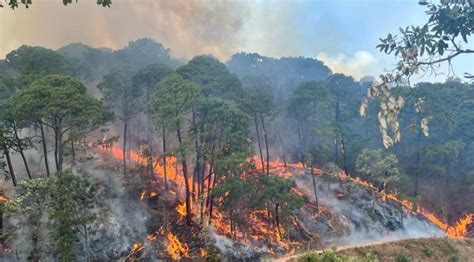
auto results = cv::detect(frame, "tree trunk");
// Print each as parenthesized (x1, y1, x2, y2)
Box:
(254, 114, 265, 173)
(123, 120, 128, 179)
(205, 164, 213, 211)
(208, 172, 218, 225)
(192, 110, 201, 200)
(52, 121, 65, 173)
(334, 95, 340, 164)
(14, 128, 32, 179)
(57, 127, 64, 172)
(276, 128, 287, 168)
(54, 128, 60, 172)
(162, 127, 168, 191)
(39, 122, 51, 177)
(70, 136, 76, 169)
(275, 203, 282, 240)
(3, 146, 17, 187)
(84, 225, 90, 262)
(310, 165, 319, 214)
(414, 127, 422, 196)
(340, 134, 350, 177)
(176, 125, 192, 225)
(260, 114, 270, 176)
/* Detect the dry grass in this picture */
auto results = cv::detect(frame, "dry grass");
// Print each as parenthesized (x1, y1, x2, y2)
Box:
(338, 238, 474, 262)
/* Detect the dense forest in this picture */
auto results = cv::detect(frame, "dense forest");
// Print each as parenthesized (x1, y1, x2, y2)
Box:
(0, 37, 472, 260)
(0, 0, 473, 261)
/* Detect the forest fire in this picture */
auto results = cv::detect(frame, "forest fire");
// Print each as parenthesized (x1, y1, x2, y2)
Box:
(99, 144, 472, 259)
(166, 231, 189, 260)
(334, 172, 474, 239)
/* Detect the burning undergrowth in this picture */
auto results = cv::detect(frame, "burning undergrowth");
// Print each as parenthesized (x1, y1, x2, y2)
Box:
(69, 146, 472, 261)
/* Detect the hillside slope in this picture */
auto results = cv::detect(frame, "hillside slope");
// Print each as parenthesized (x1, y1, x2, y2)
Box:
(285, 238, 474, 262)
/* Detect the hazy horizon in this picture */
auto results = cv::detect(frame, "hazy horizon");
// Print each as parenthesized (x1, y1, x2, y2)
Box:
(1, 0, 472, 81)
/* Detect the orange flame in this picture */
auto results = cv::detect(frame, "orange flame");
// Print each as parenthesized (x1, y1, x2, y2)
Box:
(132, 242, 143, 252)
(176, 202, 187, 219)
(0, 195, 9, 202)
(335, 171, 473, 238)
(166, 231, 189, 260)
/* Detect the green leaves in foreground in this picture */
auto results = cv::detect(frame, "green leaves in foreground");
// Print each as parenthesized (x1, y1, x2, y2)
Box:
(4, 172, 96, 260)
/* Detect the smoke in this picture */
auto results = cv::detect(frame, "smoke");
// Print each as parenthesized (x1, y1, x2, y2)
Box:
(0, 0, 250, 60)
(293, 173, 445, 247)
(316, 51, 379, 80)
(0, 0, 360, 67)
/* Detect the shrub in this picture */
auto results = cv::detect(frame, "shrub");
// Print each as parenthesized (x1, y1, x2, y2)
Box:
(395, 253, 411, 262)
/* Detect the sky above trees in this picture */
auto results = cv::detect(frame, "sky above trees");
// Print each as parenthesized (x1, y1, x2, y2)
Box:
(0, 0, 471, 81)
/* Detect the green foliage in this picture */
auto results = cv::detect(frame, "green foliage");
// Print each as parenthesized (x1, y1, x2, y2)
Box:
(6, 46, 67, 75)
(3, 178, 50, 214)
(48, 171, 96, 260)
(377, 1, 473, 61)
(15, 75, 111, 128)
(364, 0, 474, 147)
(297, 249, 378, 262)
(4, 172, 96, 260)
(117, 39, 179, 69)
(394, 253, 411, 262)
(422, 247, 433, 257)
(14, 75, 113, 171)
(448, 254, 460, 262)
(242, 75, 274, 116)
(298, 251, 321, 262)
(252, 174, 303, 223)
(132, 63, 173, 99)
(149, 73, 200, 132)
(204, 244, 221, 262)
(356, 149, 401, 187)
(177, 55, 244, 103)
(98, 68, 141, 122)
(196, 98, 251, 177)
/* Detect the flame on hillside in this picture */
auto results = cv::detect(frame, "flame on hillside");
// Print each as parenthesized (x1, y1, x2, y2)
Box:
(335, 171, 474, 238)
(98, 144, 473, 259)
(166, 231, 189, 260)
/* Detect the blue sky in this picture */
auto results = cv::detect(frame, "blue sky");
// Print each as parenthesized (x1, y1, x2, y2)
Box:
(0, 0, 471, 81)
(239, 0, 472, 81)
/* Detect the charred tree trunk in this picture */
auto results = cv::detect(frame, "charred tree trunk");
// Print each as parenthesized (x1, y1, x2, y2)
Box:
(208, 171, 218, 225)
(39, 122, 51, 177)
(176, 125, 192, 225)
(205, 164, 213, 211)
(3, 146, 16, 187)
(260, 114, 270, 176)
(254, 114, 265, 173)
(162, 127, 168, 191)
(192, 110, 201, 200)
(310, 165, 319, 214)
(14, 127, 32, 179)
